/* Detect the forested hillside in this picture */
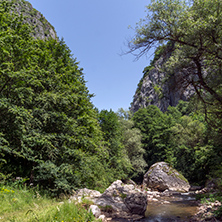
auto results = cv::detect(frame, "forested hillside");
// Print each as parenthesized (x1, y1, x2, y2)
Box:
(0, 0, 222, 220)
(0, 0, 143, 194)
(0, 0, 221, 203)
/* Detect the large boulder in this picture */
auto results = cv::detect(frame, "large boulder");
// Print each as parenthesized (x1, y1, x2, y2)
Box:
(143, 162, 190, 192)
(69, 180, 147, 220)
(94, 180, 147, 218)
(124, 192, 148, 215)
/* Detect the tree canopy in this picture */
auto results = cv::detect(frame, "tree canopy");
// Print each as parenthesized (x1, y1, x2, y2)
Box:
(1, 1, 222, 206)
(129, 0, 222, 127)
(0, 1, 111, 193)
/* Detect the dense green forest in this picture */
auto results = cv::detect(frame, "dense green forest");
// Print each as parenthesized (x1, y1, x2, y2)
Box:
(128, 0, 222, 185)
(0, 0, 134, 194)
(0, 0, 221, 203)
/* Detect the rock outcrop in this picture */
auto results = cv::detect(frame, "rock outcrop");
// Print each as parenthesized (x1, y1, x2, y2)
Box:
(69, 188, 101, 203)
(94, 180, 147, 218)
(143, 162, 190, 192)
(130, 48, 194, 113)
(69, 180, 147, 220)
(9, 0, 57, 40)
(88, 205, 101, 218)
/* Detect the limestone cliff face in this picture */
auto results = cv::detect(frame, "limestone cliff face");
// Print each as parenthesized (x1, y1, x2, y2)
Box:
(9, 0, 57, 40)
(131, 51, 194, 113)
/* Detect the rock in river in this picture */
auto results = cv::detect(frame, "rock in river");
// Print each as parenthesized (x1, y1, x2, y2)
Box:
(94, 180, 147, 218)
(143, 162, 190, 192)
(69, 180, 147, 220)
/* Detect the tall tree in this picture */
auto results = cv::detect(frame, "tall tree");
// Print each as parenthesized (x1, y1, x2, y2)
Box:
(98, 110, 132, 180)
(132, 105, 172, 167)
(167, 114, 211, 182)
(117, 108, 147, 179)
(129, 0, 222, 127)
(0, 1, 109, 193)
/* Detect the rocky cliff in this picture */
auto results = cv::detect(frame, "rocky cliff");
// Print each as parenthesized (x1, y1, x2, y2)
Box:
(130, 44, 195, 113)
(9, 0, 57, 40)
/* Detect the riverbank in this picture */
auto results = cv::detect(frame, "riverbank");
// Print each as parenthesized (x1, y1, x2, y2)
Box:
(1, 180, 221, 222)
(191, 200, 222, 222)
(0, 184, 97, 222)
(96, 186, 222, 222)
(141, 188, 222, 222)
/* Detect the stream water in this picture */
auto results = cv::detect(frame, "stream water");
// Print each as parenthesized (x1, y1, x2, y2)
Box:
(139, 192, 198, 222)
(111, 192, 198, 222)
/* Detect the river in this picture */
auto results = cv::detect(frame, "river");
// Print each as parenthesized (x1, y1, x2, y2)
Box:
(111, 192, 198, 222)
(138, 192, 198, 222)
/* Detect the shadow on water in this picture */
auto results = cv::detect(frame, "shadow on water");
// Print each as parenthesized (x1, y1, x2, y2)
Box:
(138, 192, 198, 222)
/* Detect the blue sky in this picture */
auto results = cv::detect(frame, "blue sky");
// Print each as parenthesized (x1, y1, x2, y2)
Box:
(28, 0, 152, 112)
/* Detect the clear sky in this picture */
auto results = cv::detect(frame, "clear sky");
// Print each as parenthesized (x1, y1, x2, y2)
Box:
(28, 0, 152, 112)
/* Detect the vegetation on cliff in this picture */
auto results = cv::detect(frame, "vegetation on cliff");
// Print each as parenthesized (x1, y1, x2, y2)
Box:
(10, 0, 57, 39)
(129, 0, 222, 127)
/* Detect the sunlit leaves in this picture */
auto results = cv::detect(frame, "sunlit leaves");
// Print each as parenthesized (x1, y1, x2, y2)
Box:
(117, 109, 147, 178)
(131, 0, 222, 113)
(0, 1, 109, 193)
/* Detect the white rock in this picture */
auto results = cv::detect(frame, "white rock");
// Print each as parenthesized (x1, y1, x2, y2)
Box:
(98, 214, 106, 221)
(162, 200, 170, 204)
(89, 205, 101, 218)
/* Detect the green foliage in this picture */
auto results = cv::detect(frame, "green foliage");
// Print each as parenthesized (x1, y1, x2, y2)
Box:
(167, 114, 212, 182)
(117, 109, 147, 179)
(0, 1, 110, 194)
(132, 101, 222, 185)
(129, 2, 222, 216)
(153, 84, 163, 98)
(130, 0, 222, 128)
(129, 0, 222, 189)
(175, 100, 194, 116)
(133, 105, 172, 168)
(98, 109, 132, 180)
(150, 41, 174, 67)
(0, 184, 96, 222)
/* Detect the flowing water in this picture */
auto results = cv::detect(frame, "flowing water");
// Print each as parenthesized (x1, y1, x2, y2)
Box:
(111, 192, 198, 222)
(139, 192, 198, 222)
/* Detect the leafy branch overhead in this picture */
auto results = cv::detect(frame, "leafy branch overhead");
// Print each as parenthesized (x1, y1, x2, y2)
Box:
(129, 0, 222, 126)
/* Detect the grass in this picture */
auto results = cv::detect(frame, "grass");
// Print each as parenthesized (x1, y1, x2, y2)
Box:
(0, 183, 99, 222)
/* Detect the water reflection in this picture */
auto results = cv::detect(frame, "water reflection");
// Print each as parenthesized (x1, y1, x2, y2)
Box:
(139, 193, 198, 222)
